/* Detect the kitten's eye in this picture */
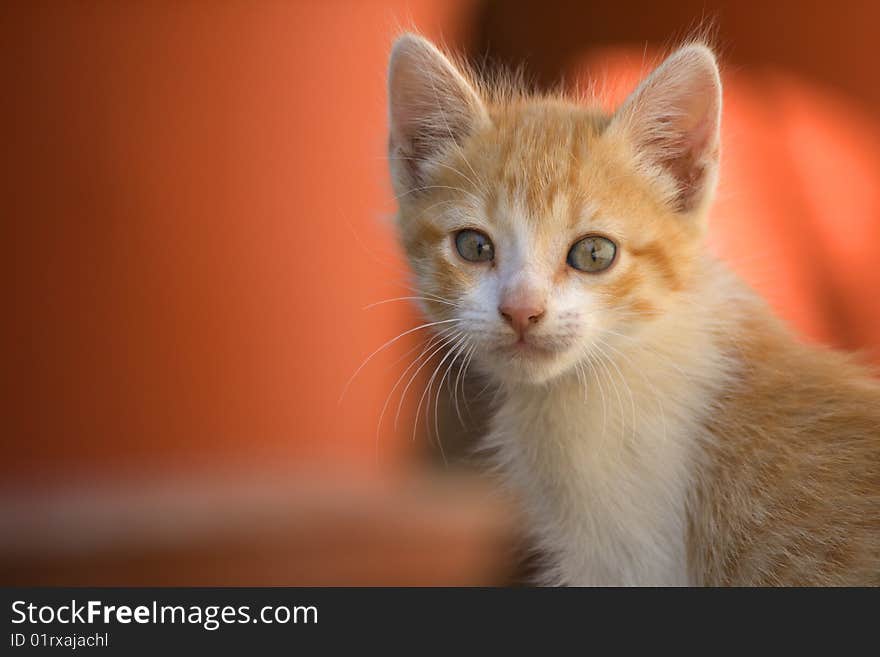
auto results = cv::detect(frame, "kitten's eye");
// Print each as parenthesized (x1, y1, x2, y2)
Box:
(454, 229, 494, 263)
(567, 235, 617, 273)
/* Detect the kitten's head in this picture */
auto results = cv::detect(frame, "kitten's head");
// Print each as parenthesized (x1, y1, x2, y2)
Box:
(387, 35, 721, 385)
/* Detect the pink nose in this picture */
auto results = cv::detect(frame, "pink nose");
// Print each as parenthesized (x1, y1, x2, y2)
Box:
(499, 302, 545, 336)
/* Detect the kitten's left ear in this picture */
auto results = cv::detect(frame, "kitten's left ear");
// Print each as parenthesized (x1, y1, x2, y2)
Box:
(610, 44, 722, 215)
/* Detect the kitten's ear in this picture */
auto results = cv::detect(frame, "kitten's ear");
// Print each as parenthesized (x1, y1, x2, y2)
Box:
(610, 44, 722, 215)
(387, 34, 488, 193)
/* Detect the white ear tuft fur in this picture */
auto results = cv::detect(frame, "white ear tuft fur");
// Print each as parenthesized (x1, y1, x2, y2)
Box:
(387, 34, 487, 193)
(611, 44, 722, 215)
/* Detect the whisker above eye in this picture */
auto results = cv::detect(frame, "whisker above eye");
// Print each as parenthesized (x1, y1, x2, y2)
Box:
(363, 296, 460, 310)
(387, 156, 484, 193)
(394, 184, 482, 206)
(414, 198, 463, 221)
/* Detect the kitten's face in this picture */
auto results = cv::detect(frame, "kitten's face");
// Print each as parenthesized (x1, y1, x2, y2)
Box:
(388, 36, 721, 385)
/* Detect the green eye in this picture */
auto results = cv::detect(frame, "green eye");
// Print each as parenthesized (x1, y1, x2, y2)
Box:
(567, 235, 617, 272)
(454, 229, 494, 263)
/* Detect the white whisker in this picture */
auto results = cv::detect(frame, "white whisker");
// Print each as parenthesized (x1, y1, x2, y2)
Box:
(393, 330, 463, 430)
(363, 295, 459, 310)
(375, 329, 455, 451)
(600, 338, 670, 446)
(413, 332, 466, 445)
(338, 318, 461, 404)
(394, 184, 482, 206)
(433, 334, 470, 451)
(584, 353, 608, 446)
(594, 342, 638, 445)
(452, 343, 477, 427)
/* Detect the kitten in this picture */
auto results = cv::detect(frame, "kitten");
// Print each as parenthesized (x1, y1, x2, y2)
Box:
(386, 34, 880, 585)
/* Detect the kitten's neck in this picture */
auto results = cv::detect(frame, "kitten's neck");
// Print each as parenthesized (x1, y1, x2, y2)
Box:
(486, 258, 740, 585)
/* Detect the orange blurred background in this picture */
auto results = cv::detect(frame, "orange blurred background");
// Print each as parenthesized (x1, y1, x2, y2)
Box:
(3, 1, 880, 584)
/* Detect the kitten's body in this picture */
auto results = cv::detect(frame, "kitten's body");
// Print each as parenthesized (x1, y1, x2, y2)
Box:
(692, 290, 880, 585)
(387, 35, 880, 585)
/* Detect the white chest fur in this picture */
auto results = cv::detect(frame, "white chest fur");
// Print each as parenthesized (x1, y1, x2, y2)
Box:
(482, 310, 731, 586)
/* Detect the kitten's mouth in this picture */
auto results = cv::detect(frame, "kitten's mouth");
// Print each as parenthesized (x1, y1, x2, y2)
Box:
(486, 336, 572, 383)
(499, 337, 556, 358)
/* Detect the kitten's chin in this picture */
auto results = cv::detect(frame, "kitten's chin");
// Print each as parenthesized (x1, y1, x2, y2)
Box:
(482, 343, 576, 386)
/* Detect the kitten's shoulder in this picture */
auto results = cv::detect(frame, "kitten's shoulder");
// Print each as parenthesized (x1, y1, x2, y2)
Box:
(693, 271, 880, 585)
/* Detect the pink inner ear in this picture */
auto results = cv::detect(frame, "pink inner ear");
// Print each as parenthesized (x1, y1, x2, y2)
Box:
(608, 45, 722, 213)
(657, 76, 721, 211)
(663, 109, 719, 212)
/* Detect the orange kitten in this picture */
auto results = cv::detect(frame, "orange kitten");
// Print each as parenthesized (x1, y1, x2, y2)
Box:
(387, 34, 880, 585)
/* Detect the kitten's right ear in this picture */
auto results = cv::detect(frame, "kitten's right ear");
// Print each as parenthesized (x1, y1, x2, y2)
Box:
(387, 34, 488, 193)
(610, 44, 722, 216)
